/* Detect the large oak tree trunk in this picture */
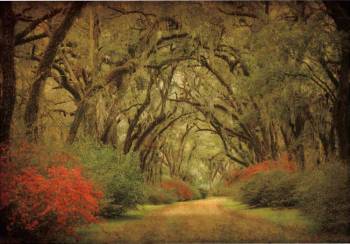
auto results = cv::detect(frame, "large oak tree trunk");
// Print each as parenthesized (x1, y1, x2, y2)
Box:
(335, 25, 350, 236)
(24, 2, 85, 142)
(0, 3, 16, 147)
(324, 1, 350, 234)
(333, 44, 350, 167)
(324, 2, 350, 163)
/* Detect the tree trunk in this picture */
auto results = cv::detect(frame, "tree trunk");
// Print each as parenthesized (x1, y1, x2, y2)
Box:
(24, 2, 85, 141)
(88, 5, 100, 78)
(334, 30, 350, 236)
(123, 76, 155, 154)
(334, 48, 350, 163)
(269, 122, 279, 160)
(67, 101, 88, 144)
(0, 3, 16, 146)
(324, 1, 350, 234)
(324, 2, 350, 163)
(133, 113, 167, 152)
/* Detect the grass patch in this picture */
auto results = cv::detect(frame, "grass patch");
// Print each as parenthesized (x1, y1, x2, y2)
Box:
(223, 199, 248, 211)
(223, 198, 313, 228)
(68, 204, 167, 243)
(126, 204, 167, 218)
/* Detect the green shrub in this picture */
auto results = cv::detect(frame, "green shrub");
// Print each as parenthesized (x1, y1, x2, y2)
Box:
(295, 163, 350, 233)
(189, 185, 202, 200)
(99, 204, 125, 218)
(238, 163, 350, 234)
(144, 185, 177, 204)
(69, 139, 145, 217)
(104, 153, 145, 210)
(198, 187, 209, 199)
(240, 170, 298, 208)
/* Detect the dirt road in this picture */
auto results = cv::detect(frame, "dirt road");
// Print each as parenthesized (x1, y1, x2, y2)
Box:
(100, 197, 311, 243)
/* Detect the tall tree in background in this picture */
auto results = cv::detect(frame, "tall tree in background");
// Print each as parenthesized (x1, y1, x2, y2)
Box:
(324, 2, 350, 165)
(0, 3, 16, 146)
(324, 2, 350, 234)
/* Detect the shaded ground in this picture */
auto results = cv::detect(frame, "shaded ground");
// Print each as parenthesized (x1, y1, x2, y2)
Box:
(75, 197, 346, 243)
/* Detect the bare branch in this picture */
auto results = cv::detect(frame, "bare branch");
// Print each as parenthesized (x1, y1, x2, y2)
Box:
(15, 32, 48, 46)
(156, 33, 188, 46)
(107, 5, 156, 19)
(15, 8, 61, 43)
(218, 8, 258, 18)
(319, 57, 339, 88)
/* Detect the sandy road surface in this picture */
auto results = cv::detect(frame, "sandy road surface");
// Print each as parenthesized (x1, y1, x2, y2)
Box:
(104, 197, 311, 243)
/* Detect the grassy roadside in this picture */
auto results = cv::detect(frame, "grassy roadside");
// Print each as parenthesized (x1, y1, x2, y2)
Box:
(223, 198, 314, 229)
(223, 198, 350, 243)
(65, 204, 168, 243)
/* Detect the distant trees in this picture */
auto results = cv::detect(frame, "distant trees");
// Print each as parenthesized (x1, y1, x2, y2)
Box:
(2, 1, 350, 178)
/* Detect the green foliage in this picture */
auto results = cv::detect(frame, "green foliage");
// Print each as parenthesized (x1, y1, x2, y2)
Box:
(240, 170, 298, 208)
(189, 185, 202, 200)
(295, 163, 350, 233)
(188, 184, 208, 200)
(198, 186, 209, 199)
(99, 204, 125, 219)
(144, 185, 178, 205)
(238, 163, 350, 234)
(223, 199, 312, 229)
(69, 138, 145, 217)
(103, 154, 144, 212)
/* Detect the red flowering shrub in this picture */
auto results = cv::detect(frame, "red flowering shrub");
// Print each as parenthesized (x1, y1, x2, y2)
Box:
(225, 153, 297, 185)
(0, 142, 102, 241)
(160, 179, 193, 201)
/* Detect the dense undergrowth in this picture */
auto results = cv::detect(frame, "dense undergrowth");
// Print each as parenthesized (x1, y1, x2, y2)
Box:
(1, 139, 348, 242)
(221, 157, 350, 234)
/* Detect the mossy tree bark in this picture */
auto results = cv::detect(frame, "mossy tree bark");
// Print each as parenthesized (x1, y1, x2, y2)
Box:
(24, 2, 85, 142)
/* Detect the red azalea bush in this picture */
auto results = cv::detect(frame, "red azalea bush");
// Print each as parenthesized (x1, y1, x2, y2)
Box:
(0, 142, 102, 241)
(224, 153, 297, 185)
(160, 179, 193, 201)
